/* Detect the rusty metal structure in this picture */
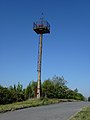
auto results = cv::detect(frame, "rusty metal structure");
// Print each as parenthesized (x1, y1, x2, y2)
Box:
(33, 14, 50, 98)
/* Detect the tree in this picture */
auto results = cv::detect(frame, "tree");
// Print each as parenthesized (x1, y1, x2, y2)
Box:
(88, 97, 90, 102)
(31, 81, 37, 97)
(14, 84, 17, 91)
(17, 82, 23, 93)
(42, 76, 68, 99)
(0, 85, 14, 104)
(74, 88, 78, 93)
(42, 79, 55, 98)
(25, 81, 37, 99)
(52, 75, 67, 86)
(25, 82, 32, 99)
(0, 76, 85, 105)
(16, 82, 25, 102)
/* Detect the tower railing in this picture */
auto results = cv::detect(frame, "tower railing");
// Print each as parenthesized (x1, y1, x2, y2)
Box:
(33, 20, 50, 34)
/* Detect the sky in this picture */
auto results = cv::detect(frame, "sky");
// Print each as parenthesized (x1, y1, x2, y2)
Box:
(0, 0, 90, 97)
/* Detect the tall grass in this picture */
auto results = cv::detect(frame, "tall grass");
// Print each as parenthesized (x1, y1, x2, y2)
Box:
(0, 98, 77, 113)
(69, 106, 90, 120)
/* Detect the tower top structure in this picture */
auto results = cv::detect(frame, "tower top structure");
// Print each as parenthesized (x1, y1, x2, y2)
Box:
(33, 14, 50, 34)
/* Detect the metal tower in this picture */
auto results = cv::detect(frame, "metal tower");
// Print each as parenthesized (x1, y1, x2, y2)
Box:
(33, 14, 50, 98)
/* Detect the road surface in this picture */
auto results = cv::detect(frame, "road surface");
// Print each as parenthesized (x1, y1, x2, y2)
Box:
(0, 102, 90, 120)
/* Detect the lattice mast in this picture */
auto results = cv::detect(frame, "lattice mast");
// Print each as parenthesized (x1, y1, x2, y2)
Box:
(33, 14, 50, 98)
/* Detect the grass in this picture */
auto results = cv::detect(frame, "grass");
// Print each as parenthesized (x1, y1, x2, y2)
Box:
(69, 106, 90, 120)
(0, 98, 76, 113)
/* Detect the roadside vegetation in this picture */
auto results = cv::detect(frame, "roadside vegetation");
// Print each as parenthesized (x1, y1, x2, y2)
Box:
(0, 75, 85, 105)
(69, 106, 90, 120)
(0, 98, 78, 113)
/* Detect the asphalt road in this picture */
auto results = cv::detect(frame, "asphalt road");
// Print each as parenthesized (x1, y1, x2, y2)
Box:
(0, 102, 90, 120)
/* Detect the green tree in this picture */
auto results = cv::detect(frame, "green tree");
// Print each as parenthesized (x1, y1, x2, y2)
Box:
(42, 79, 55, 98)
(17, 82, 23, 93)
(88, 97, 90, 101)
(25, 82, 32, 99)
(16, 82, 25, 102)
(31, 81, 37, 97)
(42, 76, 68, 99)
(52, 75, 67, 86)
(25, 80, 37, 99)
(74, 88, 78, 93)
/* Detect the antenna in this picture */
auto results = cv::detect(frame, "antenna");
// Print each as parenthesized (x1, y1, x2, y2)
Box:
(41, 13, 44, 20)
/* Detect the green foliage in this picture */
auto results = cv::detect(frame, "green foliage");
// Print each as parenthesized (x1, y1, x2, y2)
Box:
(88, 97, 90, 101)
(42, 76, 66, 99)
(74, 88, 78, 93)
(70, 107, 90, 120)
(42, 75, 68, 99)
(0, 98, 73, 113)
(25, 82, 32, 99)
(42, 79, 54, 98)
(25, 81, 37, 99)
(42, 76, 85, 100)
(0, 75, 85, 105)
(0, 83, 25, 105)
(52, 75, 67, 86)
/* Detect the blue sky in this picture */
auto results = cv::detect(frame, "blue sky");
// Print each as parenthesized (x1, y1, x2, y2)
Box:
(0, 0, 90, 97)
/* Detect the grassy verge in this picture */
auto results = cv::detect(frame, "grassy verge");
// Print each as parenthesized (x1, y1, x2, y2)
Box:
(69, 106, 90, 120)
(0, 98, 77, 113)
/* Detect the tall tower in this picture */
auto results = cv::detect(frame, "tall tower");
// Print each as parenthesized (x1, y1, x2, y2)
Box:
(33, 14, 50, 98)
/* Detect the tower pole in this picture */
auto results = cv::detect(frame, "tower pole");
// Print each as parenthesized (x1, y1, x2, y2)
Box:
(37, 34, 43, 98)
(33, 15, 50, 98)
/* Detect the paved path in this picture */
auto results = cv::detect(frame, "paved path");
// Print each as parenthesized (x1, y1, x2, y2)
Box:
(0, 102, 90, 120)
